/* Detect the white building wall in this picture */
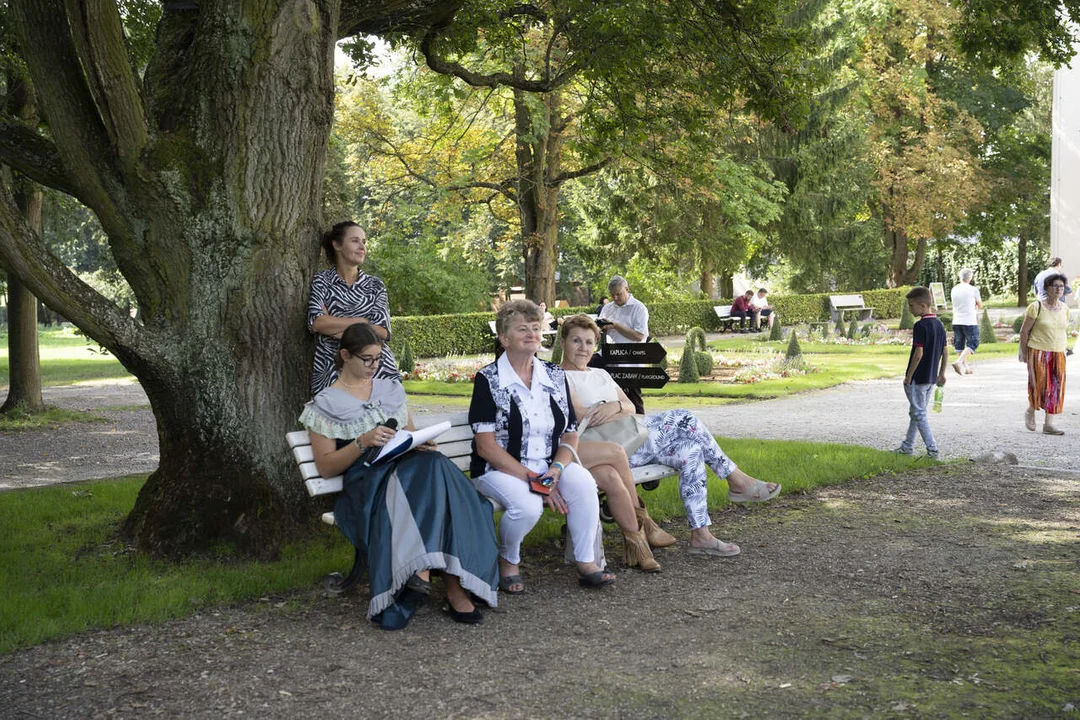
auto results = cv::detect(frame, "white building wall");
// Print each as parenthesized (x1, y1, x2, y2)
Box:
(1051, 59, 1080, 300)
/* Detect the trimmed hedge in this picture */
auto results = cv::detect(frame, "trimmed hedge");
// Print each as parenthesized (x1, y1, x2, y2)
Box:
(389, 287, 912, 358)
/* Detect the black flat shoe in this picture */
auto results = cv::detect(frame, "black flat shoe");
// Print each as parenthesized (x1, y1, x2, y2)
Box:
(405, 574, 433, 595)
(445, 604, 484, 625)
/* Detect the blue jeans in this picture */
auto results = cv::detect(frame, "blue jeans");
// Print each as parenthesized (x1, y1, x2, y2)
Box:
(901, 383, 938, 454)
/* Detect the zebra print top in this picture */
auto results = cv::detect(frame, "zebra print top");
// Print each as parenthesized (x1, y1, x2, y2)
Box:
(307, 268, 399, 395)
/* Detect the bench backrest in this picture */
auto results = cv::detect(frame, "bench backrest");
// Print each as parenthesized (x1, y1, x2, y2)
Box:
(713, 305, 733, 318)
(829, 294, 865, 309)
(286, 412, 474, 498)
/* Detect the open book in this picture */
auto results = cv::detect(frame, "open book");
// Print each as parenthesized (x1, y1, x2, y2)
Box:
(370, 420, 452, 465)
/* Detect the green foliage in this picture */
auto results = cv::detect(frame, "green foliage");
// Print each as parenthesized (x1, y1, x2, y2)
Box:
(367, 238, 491, 316)
(847, 319, 859, 339)
(390, 312, 496, 357)
(979, 308, 998, 343)
(899, 300, 915, 330)
(835, 318, 846, 336)
(678, 346, 700, 383)
(550, 336, 563, 364)
(860, 288, 911, 321)
(785, 330, 803, 360)
(398, 341, 416, 374)
(1012, 315, 1025, 333)
(695, 351, 714, 377)
(938, 312, 953, 331)
(686, 327, 707, 351)
(769, 322, 784, 341)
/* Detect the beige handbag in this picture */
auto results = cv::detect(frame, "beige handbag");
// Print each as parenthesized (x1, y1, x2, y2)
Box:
(578, 405, 650, 455)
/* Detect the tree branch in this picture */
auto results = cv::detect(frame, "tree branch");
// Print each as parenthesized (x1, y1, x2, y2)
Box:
(0, 182, 144, 357)
(63, 0, 149, 162)
(420, 27, 577, 92)
(10, 0, 129, 236)
(338, 0, 463, 39)
(549, 157, 611, 186)
(0, 118, 81, 198)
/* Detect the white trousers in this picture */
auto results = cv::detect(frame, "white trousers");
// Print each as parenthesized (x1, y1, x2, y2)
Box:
(474, 462, 600, 565)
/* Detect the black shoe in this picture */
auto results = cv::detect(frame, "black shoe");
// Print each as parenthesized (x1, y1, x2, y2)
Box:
(445, 603, 484, 625)
(1068, 348, 1074, 357)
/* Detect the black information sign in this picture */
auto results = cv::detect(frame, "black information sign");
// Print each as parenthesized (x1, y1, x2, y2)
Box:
(601, 342, 667, 364)
(606, 368, 670, 389)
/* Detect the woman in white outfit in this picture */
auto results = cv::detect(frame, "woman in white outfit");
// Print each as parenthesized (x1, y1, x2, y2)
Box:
(468, 300, 616, 593)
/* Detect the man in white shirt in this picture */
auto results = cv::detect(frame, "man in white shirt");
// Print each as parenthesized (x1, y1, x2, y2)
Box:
(596, 275, 649, 413)
(949, 267, 983, 375)
(750, 288, 775, 331)
(1034, 258, 1071, 301)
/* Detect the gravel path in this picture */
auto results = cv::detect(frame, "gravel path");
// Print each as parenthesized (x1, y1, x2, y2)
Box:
(2, 354, 1078, 491)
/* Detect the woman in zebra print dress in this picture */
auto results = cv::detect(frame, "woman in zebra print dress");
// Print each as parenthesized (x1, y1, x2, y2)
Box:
(308, 222, 399, 395)
(559, 315, 781, 558)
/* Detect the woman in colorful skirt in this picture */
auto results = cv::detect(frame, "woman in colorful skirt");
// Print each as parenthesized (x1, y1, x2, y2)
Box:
(1019, 272, 1070, 435)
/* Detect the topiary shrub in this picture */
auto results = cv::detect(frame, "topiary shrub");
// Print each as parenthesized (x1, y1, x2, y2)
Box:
(847, 319, 859, 339)
(399, 340, 415, 374)
(678, 348, 700, 383)
(550, 336, 563, 364)
(899, 301, 914, 330)
(696, 351, 714, 377)
(835, 318, 846, 336)
(1012, 315, 1024, 333)
(785, 329, 803, 360)
(979, 308, 998, 343)
(769, 322, 783, 341)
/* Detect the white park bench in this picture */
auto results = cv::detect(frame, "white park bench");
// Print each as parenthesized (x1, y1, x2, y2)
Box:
(829, 294, 874, 323)
(712, 306, 742, 332)
(287, 411, 677, 593)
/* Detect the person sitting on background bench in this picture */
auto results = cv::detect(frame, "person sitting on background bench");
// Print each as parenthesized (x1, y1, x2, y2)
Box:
(730, 290, 758, 333)
(751, 288, 775, 331)
(300, 323, 499, 629)
(559, 315, 781, 559)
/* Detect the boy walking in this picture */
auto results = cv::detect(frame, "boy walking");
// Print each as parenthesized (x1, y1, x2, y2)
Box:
(897, 287, 948, 459)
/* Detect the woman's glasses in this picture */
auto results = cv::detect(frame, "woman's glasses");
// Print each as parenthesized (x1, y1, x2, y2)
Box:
(357, 355, 381, 366)
(1048, 284, 1066, 290)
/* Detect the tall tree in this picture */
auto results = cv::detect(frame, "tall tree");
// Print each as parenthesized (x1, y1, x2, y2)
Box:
(1, 68, 44, 414)
(0, 0, 461, 556)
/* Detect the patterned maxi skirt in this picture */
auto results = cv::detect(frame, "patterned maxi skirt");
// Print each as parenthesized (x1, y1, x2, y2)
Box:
(1027, 349, 1066, 414)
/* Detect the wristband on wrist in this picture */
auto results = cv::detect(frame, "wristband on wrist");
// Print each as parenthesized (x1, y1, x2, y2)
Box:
(354, 436, 364, 450)
(551, 461, 566, 473)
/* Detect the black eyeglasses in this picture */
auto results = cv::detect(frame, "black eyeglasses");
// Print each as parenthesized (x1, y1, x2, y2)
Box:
(356, 355, 380, 366)
(1048, 284, 1066, 290)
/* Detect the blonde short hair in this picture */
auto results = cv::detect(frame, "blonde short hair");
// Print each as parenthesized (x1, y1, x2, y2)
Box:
(559, 314, 601, 342)
(495, 299, 543, 337)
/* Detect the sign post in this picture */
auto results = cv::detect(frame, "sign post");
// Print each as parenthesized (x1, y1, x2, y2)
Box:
(599, 342, 670, 388)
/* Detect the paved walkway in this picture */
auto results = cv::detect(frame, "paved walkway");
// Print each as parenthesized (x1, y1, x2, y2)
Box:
(2, 350, 1078, 491)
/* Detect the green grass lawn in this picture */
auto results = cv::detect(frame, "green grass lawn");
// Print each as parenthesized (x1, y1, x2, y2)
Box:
(0, 327, 132, 388)
(0, 439, 926, 655)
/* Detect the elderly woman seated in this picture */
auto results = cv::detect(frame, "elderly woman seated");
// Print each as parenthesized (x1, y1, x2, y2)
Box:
(558, 314, 781, 557)
(469, 300, 616, 593)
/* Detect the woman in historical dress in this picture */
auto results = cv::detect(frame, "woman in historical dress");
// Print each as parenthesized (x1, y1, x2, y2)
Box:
(469, 300, 616, 593)
(307, 221, 398, 395)
(1020, 272, 1070, 434)
(558, 315, 781, 558)
(301, 323, 499, 629)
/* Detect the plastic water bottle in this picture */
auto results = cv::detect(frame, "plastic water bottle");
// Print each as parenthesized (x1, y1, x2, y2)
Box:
(932, 385, 944, 413)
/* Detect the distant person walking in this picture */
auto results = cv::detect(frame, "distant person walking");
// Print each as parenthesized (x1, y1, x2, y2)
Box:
(1033, 258, 1072, 301)
(949, 268, 983, 376)
(1019, 273, 1070, 435)
(896, 287, 948, 459)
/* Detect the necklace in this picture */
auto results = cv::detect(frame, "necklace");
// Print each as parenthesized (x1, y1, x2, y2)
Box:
(338, 377, 372, 389)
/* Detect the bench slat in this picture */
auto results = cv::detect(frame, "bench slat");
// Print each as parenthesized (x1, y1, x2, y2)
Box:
(307, 475, 343, 496)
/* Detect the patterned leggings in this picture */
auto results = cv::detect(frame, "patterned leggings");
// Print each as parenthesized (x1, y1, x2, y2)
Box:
(628, 409, 737, 530)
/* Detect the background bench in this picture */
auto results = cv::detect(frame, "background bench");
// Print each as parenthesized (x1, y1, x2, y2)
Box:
(829, 294, 874, 323)
(712, 306, 740, 332)
(287, 411, 676, 593)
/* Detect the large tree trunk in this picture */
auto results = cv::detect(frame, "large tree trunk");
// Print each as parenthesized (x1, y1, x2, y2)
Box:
(515, 88, 561, 305)
(2, 71, 44, 414)
(1017, 234, 1029, 306)
(0, 0, 368, 556)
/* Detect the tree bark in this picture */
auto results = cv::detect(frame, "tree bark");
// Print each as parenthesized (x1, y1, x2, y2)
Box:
(515, 88, 561, 305)
(884, 222, 927, 288)
(0, 0, 404, 556)
(1017, 233, 1028, 306)
(2, 71, 45, 414)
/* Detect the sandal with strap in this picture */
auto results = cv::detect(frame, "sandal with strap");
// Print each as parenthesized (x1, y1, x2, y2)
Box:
(498, 574, 525, 595)
(688, 538, 741, 558)
(577, 569, 617, 589)
(728, 479, 782, 503)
